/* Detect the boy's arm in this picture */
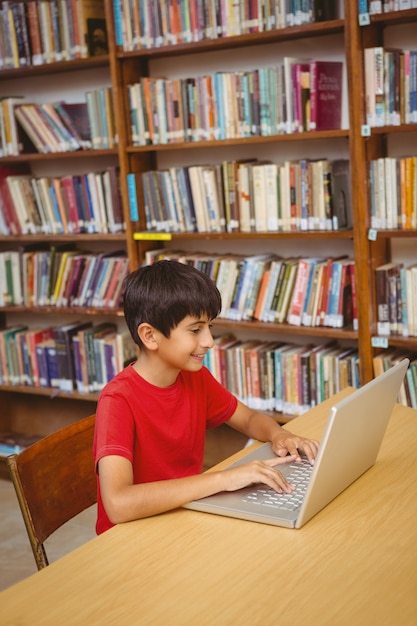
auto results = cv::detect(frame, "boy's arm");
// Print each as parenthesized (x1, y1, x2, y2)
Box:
(225, 400, 319, 464)
(98, 451, 298, 525)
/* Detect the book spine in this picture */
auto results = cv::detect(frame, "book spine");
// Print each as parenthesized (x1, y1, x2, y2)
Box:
(127, 172, 139, 223)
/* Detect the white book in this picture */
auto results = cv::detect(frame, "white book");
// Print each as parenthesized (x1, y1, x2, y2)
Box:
(202, 166, 223, 233)
(252, 163, 268, 232)
(264, 163, 279, 231)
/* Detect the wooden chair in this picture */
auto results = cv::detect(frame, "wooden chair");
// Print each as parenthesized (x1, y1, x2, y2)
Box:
(6, 414, 97, 570)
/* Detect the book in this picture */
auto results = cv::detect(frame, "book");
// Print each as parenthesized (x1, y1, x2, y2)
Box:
(364, 47, 385, 127)
(314, 1, 339, 21)
(309, 60, 343, 130)
(75, 323, 116, 393)
(1, 96, 25, 156)
(375, 262, 402, 336)
(27, 327, 54, 386)
(330, 159, 352, 229)
(54, 102, 92, 149)
(287, 258, 315, 326)
(102, 166, 125, 233)
(274, 258, 299, 324)
(0, 165, 29, 235)
(53, 321, 92, 392)
(283, 56, 310, 133)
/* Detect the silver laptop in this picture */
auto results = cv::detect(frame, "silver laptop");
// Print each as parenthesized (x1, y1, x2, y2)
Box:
(184, 358, 409, 528)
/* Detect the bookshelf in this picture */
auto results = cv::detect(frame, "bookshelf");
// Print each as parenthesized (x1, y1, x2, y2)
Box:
(355, 4, 417, 405)
(110, 2, 364, 373)
(1, 1, 417, 462)
(0, 0, 131, 463)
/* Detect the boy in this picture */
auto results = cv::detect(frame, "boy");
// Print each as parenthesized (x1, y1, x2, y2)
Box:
(93, 260, 319, 534)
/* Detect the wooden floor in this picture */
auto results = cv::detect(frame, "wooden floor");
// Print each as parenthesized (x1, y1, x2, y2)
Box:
(0, 424, 247, 592)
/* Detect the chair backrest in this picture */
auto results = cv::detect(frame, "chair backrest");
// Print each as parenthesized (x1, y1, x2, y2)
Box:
(6, 414, 97, 570)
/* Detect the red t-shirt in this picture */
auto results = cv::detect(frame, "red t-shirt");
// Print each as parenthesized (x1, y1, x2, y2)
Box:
(93, 364, 238, 534)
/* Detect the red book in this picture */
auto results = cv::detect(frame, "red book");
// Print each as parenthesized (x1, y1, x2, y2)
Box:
(61, 176, 80, 233)
(315, 258, 333, 327)
(0, 166, 25, 234)
(25, 1, 43, 65)
(309, 61, 343, 131)
(287, 259, 310, 326)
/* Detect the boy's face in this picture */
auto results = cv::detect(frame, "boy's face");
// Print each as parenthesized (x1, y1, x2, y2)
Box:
(156, 315, 215, 373)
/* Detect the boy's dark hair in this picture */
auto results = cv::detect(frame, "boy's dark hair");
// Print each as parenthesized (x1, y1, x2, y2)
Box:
(123, 260, 222, 347)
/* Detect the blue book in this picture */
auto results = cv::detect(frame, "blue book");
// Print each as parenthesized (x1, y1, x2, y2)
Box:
(81, 175, 95, 233)
(113, 0, 123, 45)
(358, 0, 369, 14)
(127, 173, 139, 222)
(258, 67, 270, 136)
(0, 443, 24, 455)
(45, 340, 59, 388)
(35, 342, 49, 387)
(48, 185, 64, 234)
(325, 260, 343, 327)
(213, 72, 224, 140)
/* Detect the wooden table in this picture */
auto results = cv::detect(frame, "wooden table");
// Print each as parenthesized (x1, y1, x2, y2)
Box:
(1, 389, 417, 625)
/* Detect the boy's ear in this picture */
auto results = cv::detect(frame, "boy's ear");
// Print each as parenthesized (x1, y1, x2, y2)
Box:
(137, 322, 159, 350)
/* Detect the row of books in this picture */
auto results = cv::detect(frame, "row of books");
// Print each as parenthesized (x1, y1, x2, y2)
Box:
(127, 59, 343, 146)
(0, 432, 40, 455)
(146, 250, 358, 330)
(358, 1, 417, 15)
(0, 91, 116, 157)
(364, 46, 417, 127)
(0, 247, 129, 309)
(204, 337, 360, 415)
(129, 158, 351, 235)
(373, 349, 417, 409)
(114, 0, 339, 51)
(369, 156, 417, 230)
(375, 261, 417, 337)
(0, 0, 107, 70)
(0, 321, 137, 394)
(0, 165, 124, 235)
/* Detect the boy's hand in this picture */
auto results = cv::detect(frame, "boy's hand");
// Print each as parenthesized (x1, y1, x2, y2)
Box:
(222, 456, 298, 494)
(271, 433, 319, 465)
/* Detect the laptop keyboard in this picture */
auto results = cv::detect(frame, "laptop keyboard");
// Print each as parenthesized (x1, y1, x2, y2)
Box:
(242, 457, 313, 511)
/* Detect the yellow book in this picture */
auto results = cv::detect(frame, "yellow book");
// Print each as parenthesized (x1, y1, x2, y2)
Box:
(52, 251, 78, 305)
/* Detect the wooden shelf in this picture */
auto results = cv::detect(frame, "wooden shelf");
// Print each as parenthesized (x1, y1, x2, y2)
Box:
(0, 148, 119, 164)
(116, 19, 345, 60)
(0, 55, 110, 79)
(127, 129, 350, 153)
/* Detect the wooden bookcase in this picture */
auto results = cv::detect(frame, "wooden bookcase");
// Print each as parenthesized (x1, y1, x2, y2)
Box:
(1, 1, 417, 463)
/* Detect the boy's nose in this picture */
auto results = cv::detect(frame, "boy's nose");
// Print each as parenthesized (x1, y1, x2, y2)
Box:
(201, 328, 214, 348)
